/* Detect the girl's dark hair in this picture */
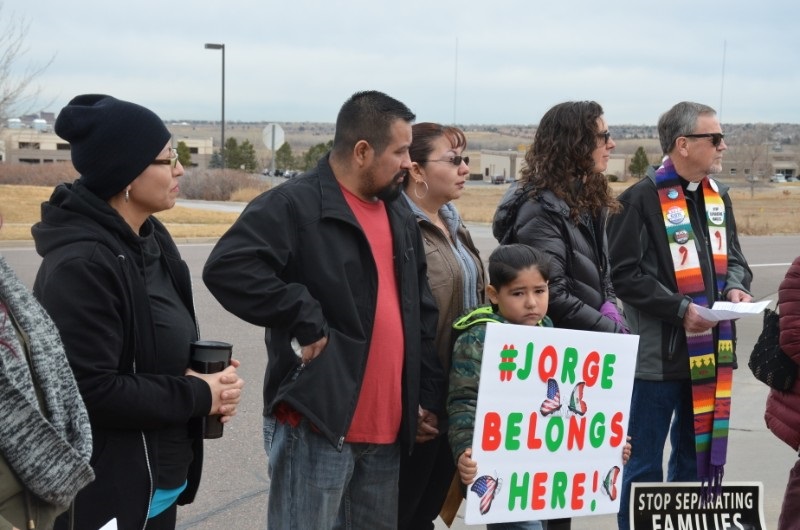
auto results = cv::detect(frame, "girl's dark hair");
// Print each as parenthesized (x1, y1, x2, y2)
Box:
(519, 100, 620, 221)
(488, 244, 551, 289)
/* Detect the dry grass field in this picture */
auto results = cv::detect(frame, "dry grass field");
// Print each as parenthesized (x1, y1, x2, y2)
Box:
(0, 185, 240, 240)
(1, 182, 798, 241)
(441, 182, 800, 235)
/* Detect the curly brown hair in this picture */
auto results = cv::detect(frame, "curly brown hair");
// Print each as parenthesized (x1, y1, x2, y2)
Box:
(520, 101, 620, 222)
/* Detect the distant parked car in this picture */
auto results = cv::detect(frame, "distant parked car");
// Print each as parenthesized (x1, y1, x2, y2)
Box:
(771, 174, 787, 183)
(491, 174, 507, 184)
(786, 175, 797, 182)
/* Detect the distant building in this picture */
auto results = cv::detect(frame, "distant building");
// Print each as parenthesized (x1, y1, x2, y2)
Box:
(174, 136, 214, 168)
(480, 149, 525, 183)
(481, 150, 628, 183)
(1, 128, 217, 168)
(605, 155, 627, 180)
(0, 130, 72, 164)
(719, 148, 798, 180)
(32, 118, 49, 132)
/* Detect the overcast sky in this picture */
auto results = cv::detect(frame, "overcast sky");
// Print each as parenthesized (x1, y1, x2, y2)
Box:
(6, 0, 799, 126)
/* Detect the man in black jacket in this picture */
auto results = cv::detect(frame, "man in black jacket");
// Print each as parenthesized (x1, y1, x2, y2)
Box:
(608, 101, 752, 530)
(203, 90, 442, 529)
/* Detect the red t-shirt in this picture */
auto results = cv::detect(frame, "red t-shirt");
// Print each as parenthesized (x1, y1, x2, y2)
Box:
(341, 185, 405, 443)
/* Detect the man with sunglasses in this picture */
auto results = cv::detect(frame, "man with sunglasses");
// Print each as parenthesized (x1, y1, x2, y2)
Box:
(607, 101, 753, 530)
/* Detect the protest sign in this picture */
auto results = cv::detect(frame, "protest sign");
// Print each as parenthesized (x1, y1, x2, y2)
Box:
(630, 482, 765, 530)
(465, 322, 639, 525)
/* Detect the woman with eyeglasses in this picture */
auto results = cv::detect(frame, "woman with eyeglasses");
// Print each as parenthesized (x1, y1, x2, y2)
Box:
(492, 101, 626, 530)
(397, 123, 485, 530)
(31, 95, 244, 530)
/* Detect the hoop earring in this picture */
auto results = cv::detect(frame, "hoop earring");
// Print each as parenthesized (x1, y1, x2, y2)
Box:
(413, 180, 429, 200)
(125, 189, 129, 203)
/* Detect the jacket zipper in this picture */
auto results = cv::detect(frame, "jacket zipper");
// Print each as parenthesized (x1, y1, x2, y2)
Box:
(118, 253, 154, 529)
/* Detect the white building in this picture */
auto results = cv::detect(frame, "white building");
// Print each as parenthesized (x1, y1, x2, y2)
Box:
(480, 150, 526, 183)
(480, 149, 628, 182)
(1, 128, 216, 168)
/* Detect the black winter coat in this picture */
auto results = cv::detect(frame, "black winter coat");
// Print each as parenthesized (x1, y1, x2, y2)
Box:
(607, 173, 752, 380)
(32, 181, 209, 530)
(203, 154, 442, 451)
(493, 185, 620, 333)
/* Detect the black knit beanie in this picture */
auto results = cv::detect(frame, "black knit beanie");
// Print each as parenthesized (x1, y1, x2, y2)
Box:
(54, 94, 172, 200)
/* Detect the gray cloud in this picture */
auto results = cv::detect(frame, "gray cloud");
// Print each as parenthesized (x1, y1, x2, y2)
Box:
(10, 0, 800, 124)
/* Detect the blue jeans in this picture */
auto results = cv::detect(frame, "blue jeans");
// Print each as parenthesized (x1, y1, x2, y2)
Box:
(617, 380, 697, 530)
(263, 415, 400, 530)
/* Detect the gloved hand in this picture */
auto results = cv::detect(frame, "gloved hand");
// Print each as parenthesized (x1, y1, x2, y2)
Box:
(600, 301, 630, 334)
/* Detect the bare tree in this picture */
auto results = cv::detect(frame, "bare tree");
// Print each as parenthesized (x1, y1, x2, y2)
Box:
(728, 125, 771, 197)
(0, 2, 53, 127)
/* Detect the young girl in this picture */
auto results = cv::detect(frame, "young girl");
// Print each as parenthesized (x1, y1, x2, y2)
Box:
(447, 244, 631, 530)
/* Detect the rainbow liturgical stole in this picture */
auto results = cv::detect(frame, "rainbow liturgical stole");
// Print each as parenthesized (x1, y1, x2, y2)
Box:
(656, 157, 733, 501)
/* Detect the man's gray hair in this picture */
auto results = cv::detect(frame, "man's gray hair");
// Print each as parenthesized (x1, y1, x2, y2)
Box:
(657, 101, 717, 155)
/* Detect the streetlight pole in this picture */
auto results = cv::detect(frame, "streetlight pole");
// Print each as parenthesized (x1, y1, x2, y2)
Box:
(204, 43, 225, 170)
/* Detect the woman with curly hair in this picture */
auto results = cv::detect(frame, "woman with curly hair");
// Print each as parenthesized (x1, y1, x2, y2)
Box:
(492, 101, 628, 528)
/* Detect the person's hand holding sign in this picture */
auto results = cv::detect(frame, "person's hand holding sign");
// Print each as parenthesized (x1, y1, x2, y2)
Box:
(457, 447, 478, 485)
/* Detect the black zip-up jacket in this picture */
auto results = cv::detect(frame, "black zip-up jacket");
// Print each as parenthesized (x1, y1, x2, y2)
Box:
(493, 185, 620, 332)
(203, 154, 442, 451)
(32, 181, 209, 530)
(607, 172, 752, 380)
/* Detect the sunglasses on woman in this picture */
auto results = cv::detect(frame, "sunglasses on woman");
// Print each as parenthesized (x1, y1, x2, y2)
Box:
(425, 155, 469, 166)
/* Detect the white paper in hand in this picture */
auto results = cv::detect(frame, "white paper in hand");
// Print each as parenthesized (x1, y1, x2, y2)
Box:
(694, 300, 771, 322)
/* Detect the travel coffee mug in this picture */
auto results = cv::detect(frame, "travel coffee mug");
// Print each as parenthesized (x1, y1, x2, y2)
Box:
(190, 340, 233, 439)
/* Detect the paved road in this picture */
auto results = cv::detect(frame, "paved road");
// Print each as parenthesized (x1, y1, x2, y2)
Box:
(2, 231, 797, 529)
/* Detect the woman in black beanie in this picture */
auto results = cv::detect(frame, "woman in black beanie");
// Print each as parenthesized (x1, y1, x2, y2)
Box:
(31, 94, 245, 530)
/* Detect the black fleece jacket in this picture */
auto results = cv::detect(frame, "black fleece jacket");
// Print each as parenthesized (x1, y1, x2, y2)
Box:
(32, 181, 209, 530)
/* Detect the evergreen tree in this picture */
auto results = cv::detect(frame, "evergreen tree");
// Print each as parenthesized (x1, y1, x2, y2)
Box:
(275, 142, 294, 170)
(629, 146, 650, 179)
(301, 140, 333, 171)
(208, 152, 223, 169)
(176, 141, 192, 167)
(223, 137, 240, 169)
(237, 139, 258, 172)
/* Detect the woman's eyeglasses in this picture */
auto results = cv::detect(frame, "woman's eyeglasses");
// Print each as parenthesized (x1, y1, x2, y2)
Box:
(683, 133, 725, 148)
(152, 148, 179, 168)
(424, 155, 469, 166)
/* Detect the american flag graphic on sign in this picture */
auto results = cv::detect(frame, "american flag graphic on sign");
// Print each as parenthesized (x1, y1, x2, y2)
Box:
(540, 377, 562, 416)
(470, 475, 500, 515)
